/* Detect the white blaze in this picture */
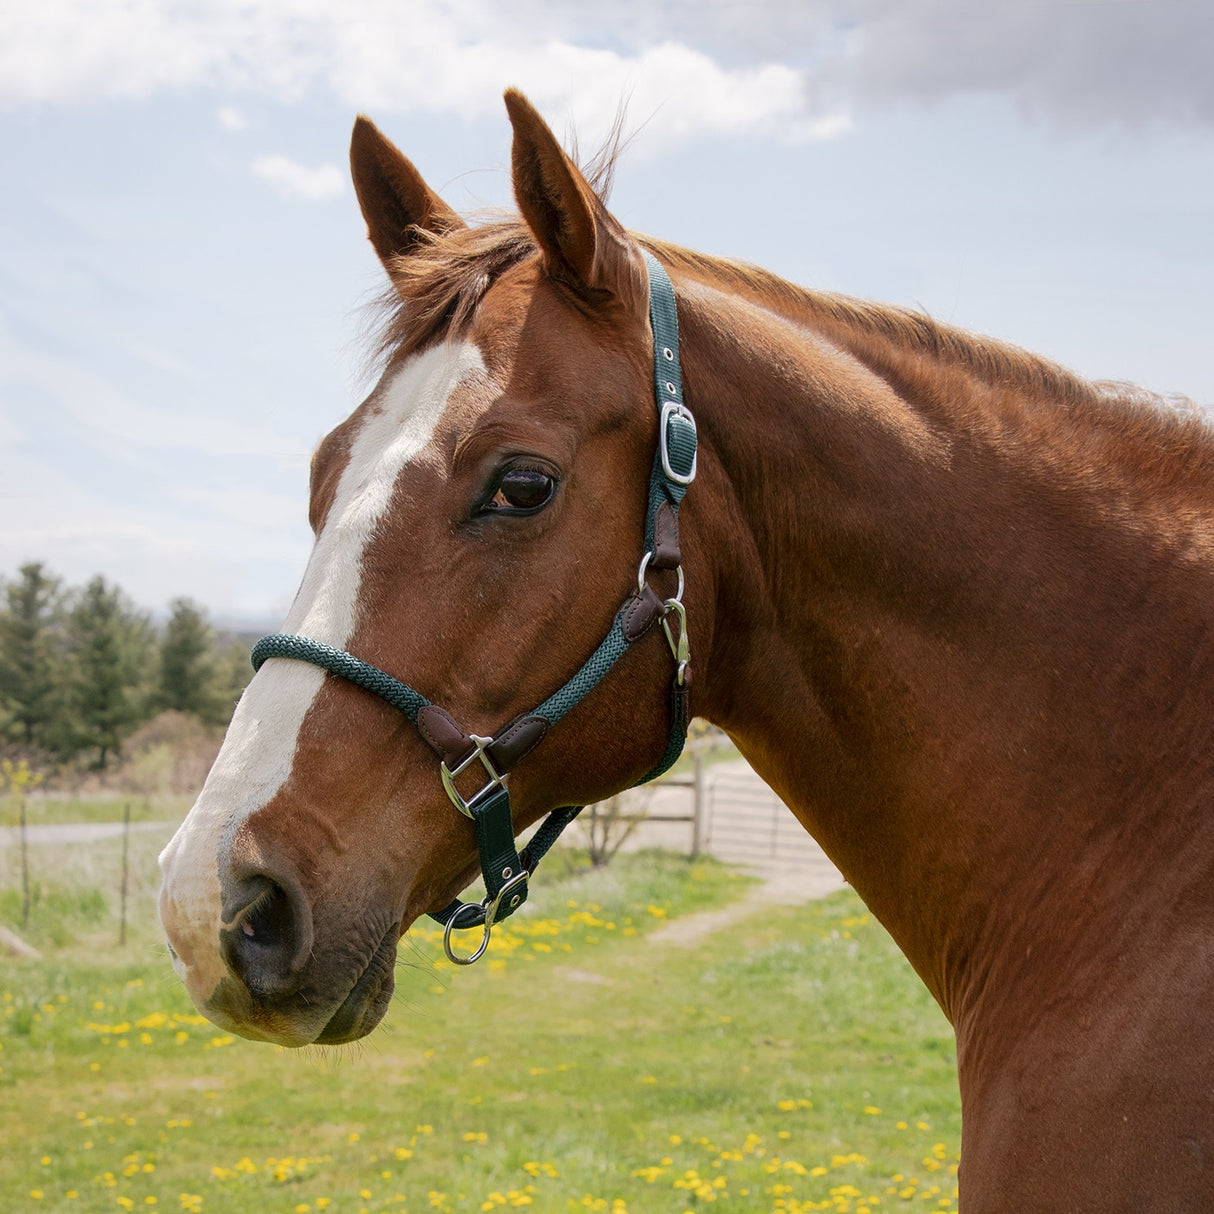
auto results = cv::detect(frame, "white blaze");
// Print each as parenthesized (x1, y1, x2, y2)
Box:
(158, 342, 486, 997)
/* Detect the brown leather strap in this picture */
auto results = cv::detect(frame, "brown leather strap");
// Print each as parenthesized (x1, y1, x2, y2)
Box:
(622, 583, 664, 643)
(417, 704, 475, 767)
(651, 500, 682, 570)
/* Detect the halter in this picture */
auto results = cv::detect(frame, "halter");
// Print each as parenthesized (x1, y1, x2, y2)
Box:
(250, 251, 697, 965)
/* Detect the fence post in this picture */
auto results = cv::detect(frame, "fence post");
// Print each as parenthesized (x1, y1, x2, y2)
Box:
(20, 797, 30, 929)
(691, 753, 706, 857)
(119, 802, 131, 946)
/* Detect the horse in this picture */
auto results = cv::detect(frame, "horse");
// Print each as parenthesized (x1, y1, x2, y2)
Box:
(158, 89, 1214, 1210)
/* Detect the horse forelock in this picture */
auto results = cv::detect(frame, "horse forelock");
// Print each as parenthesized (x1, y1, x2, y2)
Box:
(370, 221, 539, 365)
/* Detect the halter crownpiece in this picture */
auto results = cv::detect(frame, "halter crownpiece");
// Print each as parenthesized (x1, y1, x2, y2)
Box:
(251, 250, 697, 964)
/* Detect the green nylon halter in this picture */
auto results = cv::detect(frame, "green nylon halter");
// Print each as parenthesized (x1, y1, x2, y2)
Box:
(250, 250, 697, 965)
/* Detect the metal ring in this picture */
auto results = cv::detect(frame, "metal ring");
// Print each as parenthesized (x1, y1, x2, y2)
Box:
(442, 904, 492, 966)
(636, 550, 654, 593)
(670, 564, 685, 603)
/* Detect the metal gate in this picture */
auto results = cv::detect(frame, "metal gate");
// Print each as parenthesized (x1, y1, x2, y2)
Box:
(703, 771, 824, 869)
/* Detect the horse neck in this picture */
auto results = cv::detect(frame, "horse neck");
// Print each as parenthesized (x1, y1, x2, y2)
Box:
(674, 266, 1214, 1022)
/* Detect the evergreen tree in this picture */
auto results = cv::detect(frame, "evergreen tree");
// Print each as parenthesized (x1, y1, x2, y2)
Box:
(64, 576, 155, 767)
(158, 598, 220, 719)
(210, 635, 256, 726)
(0, 562, 66, 751)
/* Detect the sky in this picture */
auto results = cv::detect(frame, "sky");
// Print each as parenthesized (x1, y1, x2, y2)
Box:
(2, 1, 1212, 627)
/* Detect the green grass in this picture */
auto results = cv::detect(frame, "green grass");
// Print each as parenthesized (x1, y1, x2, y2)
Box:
(0, 840, 960, 1214)
(3, 795, 191, 828)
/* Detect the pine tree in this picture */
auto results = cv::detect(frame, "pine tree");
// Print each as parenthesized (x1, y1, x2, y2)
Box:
(210, 635, 256, 726)
(158, 598, 220, 719)
(64, 576, 155, 767)
(0, 562, 65, 752)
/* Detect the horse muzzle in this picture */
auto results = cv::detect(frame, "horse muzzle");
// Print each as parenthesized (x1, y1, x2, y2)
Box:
(159, 826, 401, 1047)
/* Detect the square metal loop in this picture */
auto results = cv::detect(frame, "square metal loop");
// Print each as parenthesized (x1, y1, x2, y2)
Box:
(440, 734, 507, 818)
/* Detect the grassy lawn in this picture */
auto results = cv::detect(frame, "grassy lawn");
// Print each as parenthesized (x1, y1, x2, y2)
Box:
(3, 796, 191, 828)
(0, 826, 960, 1214)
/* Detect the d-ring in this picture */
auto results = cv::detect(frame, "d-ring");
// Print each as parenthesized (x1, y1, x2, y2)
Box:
(441, 870, 530, 966)
(443, 904, 492, 966)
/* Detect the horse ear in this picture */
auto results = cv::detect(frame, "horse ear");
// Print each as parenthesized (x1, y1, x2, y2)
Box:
(504, 89, 644, 308)
(349, 116, 465, 273)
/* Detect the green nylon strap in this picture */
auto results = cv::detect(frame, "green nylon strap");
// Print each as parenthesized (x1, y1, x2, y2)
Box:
(646, 252, 683, 405)
(430, 801, 583, 932)
(641, 251, 696, 551)
(533, 613, 629, 725)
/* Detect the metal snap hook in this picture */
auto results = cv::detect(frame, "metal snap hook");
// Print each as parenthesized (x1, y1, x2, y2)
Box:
(661, 594, 691, 672)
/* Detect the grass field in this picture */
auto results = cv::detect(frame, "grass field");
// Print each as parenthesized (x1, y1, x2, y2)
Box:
(1, 812, 961, 1214)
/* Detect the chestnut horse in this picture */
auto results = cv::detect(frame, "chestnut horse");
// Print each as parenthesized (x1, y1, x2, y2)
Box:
(159, 90, 1213, 1209)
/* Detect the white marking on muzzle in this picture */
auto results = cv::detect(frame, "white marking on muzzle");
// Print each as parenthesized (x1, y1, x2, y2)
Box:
(158, 342, 487, 1008)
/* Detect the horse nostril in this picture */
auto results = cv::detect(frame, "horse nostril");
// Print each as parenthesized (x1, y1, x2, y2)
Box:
(241, 881, 292, 949)
(220, 874, 312, 1001)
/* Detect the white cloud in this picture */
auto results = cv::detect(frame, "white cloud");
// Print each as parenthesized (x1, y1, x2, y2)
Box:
(171, 486, 303, 530)
(3, 1, 1210, 138)
(218, 104, 247, 130)
(0, 0, 848, 151)
(252, 153, 344, 201)
(843, 0, 1214, 131)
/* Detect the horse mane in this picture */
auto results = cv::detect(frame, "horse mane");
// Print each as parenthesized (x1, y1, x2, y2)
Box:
(368, 210, 1203, 444)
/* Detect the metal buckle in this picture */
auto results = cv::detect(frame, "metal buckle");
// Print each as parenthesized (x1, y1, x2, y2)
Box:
(440, 735, 506, 819)
(442, 870, 530, 966)
(659, 400, 697, 487)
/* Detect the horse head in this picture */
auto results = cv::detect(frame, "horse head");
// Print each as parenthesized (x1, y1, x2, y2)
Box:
(157, 91, 707, 1045)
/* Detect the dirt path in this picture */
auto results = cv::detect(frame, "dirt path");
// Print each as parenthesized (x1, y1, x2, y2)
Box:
(623, 756, 847, 947)
(0, 821, 174, 849)
(647, 861, 847, 947)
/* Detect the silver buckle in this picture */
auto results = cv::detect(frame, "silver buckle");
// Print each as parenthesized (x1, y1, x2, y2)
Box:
(659, 400, 697, 486)
(440, 734, 506, 818)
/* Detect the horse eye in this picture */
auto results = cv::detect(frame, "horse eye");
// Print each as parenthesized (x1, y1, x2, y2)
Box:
(484, 468, 557, 515)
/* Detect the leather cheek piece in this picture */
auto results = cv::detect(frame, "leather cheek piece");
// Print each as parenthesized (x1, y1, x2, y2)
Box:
(417, 703, 550, 777)
(622, 583, 664, 643)
(486, 714, 549, 771)
(417, 704, 476, 767)
(651, 500, 682, 570)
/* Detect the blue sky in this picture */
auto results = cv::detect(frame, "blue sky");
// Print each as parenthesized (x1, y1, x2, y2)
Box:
(2, 1, 1212, 625)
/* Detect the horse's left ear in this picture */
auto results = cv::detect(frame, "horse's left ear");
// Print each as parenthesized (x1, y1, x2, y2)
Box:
(350, 116, 465, 275)
(504, 89, 645, 311)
